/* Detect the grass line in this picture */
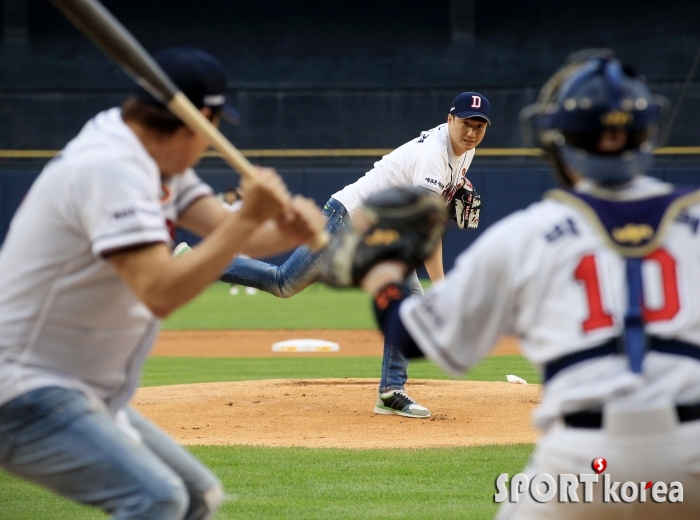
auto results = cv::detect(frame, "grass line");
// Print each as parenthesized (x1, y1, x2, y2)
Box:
(0, 445, 534, 519)
(140, 355, 540, 387)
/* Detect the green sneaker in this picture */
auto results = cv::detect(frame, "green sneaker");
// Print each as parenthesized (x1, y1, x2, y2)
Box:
(374, 390, 431, 418)
(173, 242, 192, 258)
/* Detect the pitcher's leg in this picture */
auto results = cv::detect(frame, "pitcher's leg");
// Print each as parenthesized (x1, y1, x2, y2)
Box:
(378, 270, 424, 392)
(220, 199, 349, 298)
(0, 387, 189, 520)
(220, 245, 320, 298)
(374, 271, 430, 418)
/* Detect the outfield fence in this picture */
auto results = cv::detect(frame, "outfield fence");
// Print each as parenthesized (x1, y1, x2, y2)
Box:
(1, 148, 699, 270)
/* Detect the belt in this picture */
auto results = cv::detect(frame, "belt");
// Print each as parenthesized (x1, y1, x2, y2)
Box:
(563, 402, 700, 429)
(544, 337, 700, 383)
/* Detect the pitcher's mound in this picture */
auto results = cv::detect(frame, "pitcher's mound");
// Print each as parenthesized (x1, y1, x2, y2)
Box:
(133, 379, 540, 449)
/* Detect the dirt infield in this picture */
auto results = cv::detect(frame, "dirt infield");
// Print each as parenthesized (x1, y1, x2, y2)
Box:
(136, 331, 538, 448)
(133, 379, 539, 448)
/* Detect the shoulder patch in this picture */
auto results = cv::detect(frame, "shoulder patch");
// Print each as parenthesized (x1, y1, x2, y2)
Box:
(544, 218, 579, 242)
(676, 210, 700, 235)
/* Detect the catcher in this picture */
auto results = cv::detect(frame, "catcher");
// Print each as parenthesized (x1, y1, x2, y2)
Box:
(321, 50, 700, 519)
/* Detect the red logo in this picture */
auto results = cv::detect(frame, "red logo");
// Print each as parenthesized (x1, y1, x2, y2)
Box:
(165, 219, 176, 242)
(592, 457, 607, 474)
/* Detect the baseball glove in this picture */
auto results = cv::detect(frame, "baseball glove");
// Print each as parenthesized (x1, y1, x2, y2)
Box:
(450, 184, 482, 229)
(320, 186, 448, 287)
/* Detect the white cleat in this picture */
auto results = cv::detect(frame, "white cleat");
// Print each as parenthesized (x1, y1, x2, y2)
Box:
(373, 390, 431, 418)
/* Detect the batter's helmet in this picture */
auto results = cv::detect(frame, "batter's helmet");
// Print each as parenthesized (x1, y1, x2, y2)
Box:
(520, 49, 670, 187)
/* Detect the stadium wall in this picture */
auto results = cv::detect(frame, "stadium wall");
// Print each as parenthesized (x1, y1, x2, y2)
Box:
(2, 163, 698, 272)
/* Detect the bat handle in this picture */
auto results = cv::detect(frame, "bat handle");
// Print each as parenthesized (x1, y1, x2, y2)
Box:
(167, 93, 330, 252)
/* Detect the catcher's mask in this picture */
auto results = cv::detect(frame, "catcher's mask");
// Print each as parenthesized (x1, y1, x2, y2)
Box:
(520, 49, 670, 187)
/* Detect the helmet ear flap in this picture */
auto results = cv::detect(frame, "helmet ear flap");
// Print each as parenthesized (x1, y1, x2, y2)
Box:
(546, 141, 576, 188)
(538, 130, 574, 187)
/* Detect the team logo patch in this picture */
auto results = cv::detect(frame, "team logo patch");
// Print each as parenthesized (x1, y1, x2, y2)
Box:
(601, 111, 633, 126)
(612, 223, 654, 244)
(364, 229, 400, 246)
(471, 95, 481, 108)
(425, 177, 444, 189)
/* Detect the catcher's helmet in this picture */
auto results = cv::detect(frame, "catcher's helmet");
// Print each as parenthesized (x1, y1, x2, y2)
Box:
(521, 49, 669, 187)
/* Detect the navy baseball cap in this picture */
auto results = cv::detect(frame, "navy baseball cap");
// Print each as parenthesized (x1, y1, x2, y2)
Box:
(449, 92, 491, 124)
(135, 46, 240, 125)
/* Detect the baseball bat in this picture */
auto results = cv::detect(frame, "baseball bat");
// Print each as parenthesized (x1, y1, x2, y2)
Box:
(49, 0, 328, 250)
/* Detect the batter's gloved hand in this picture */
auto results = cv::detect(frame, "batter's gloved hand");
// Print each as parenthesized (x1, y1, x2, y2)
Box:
(319, 187, 448, 287)
(450, 184, 482, 229)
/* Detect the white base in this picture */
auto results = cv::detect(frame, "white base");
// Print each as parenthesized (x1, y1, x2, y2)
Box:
(271, 339, 340, 353)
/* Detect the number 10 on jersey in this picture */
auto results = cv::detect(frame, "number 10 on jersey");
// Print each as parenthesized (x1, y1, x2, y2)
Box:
(575, 249, 680, 333)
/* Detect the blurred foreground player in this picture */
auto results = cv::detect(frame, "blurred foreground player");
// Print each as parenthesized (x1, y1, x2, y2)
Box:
(0, 47, 323, 519)
(322, 50, 700, 518)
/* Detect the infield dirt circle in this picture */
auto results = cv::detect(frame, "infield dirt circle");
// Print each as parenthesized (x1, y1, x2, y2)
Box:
(133, 330, 540, 448)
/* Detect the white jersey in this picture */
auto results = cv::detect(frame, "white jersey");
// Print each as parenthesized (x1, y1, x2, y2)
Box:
(332, 123, 475, 212)
(161, 164, 213, 239)
(0, 108, 211, 413)
(400, 175, 700, 430)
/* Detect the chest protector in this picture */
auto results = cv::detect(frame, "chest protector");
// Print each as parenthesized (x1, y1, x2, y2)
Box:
(545, 185, 700, 375)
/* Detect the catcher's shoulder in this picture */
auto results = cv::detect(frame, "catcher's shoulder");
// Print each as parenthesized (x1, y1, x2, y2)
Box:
(482, 198, 574, 240)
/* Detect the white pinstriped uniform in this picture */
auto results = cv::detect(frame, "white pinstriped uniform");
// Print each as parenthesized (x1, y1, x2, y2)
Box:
(400, 176, 700, 518)
(333, 123, 474, 212)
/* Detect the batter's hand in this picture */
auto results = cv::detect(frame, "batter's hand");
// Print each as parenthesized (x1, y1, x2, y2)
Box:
(275, 196, 326, 246)
(237, 167, 291, 224)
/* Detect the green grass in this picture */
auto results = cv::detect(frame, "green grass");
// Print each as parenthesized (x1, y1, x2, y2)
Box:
(0, 472, 107, 520)
(1, 282, 540, 519)
(0, 444, 534, 520)
(141, 355, 540, 387)
(163, 282, 377, 330)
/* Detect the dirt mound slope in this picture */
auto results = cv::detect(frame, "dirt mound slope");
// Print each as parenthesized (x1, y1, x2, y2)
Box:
(133, 379, 540, 449)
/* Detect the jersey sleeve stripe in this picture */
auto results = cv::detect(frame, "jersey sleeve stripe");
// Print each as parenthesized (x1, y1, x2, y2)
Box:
(92, 228, 171, 257)
(92, 226, 170, 242)
(100, 241, 168, 258)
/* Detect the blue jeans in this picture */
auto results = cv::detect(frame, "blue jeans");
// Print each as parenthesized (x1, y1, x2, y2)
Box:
(0, 386, 223, 520)
(221, 197, 424, 393)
